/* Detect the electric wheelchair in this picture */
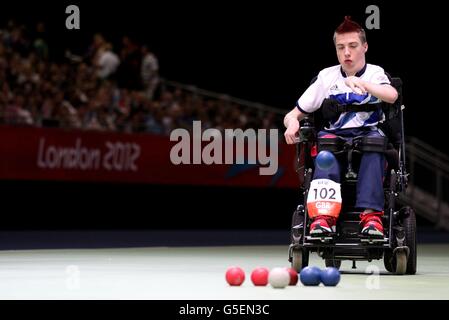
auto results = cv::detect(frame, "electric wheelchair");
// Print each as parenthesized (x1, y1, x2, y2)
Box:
(287, 77, 417, 275)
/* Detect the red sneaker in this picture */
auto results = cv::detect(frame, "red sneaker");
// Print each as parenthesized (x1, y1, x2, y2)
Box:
(360, 212, 384, 237)
(310, 215, 336, 235)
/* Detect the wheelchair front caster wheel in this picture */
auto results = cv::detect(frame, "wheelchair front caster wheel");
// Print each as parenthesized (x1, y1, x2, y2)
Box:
(291, 247, 309, 273)
(393, 250, 407, 275)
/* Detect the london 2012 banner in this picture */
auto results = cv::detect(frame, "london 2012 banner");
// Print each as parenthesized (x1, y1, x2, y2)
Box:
(0, 126, 299, 188)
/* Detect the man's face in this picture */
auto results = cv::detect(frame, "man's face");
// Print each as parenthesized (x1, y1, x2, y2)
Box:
(335, 32, 367, 75)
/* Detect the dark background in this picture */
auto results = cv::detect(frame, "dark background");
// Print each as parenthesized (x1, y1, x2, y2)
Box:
(0, 1, 443, 231)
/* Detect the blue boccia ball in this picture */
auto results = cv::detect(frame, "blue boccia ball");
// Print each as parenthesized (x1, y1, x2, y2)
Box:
(300, 266, 321, 286)
(315, 151, 335, 170)
(320, 267, 340, 286)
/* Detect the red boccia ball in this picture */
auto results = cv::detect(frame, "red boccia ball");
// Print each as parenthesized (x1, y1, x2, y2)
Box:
(285, 267, 299, 285)
(225, 266, 245, 286)
(251, 267, 269, 286)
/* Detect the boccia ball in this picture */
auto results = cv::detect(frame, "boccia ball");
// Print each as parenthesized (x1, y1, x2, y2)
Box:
(268, 267, 290, 289)
(225, 266, 245, 286)
(285, 267, 299, 286)
(251, 267, 269, 286)
(316, 151, 335, 170)
(300, 266, 321, 286)
(320, 267, 340, 286)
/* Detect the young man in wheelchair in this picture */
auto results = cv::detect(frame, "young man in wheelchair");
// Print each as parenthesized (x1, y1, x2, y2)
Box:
(284, 16, 398, 239)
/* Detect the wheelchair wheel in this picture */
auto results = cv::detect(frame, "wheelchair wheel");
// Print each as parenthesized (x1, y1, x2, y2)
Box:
(393, 251, 407, 275)
(404, 207, 417, 274)
(384, 244, 408, 275)
(291, 247, 309, 273)
(384, 207, 417, 275)
(325, 258, 341, 269)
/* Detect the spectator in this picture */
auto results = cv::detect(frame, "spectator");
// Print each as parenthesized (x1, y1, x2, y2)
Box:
(86, 33, 106, 62)
(117, 36, 141, 90)
(141, 45, 159, 100)
(0, 21, 284, 136)
(95, 43, 120, 80)
(58, 101, 81, 129)
(4, 94, 34, 125)
(33, 22, 48, 60)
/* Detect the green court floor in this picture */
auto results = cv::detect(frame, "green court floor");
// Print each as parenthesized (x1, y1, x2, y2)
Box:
(0, 244, 448, 299)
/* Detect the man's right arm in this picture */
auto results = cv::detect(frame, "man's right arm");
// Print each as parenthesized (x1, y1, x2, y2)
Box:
(283, 107, 307, 144)
(284, 70, 329, 144)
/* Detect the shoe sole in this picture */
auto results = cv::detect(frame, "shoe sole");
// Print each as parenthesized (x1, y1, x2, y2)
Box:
(361, 227, 384, 237)
(310, 226, 336, 235)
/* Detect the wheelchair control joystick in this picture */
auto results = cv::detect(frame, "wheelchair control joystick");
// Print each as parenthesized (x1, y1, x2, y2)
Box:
(299, 117, 316, 142)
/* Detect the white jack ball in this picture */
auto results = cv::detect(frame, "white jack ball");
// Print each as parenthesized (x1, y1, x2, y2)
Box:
(268, 267, 290, 289)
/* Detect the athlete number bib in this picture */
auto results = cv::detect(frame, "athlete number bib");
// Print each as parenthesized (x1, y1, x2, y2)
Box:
(307, 179, 342, 218)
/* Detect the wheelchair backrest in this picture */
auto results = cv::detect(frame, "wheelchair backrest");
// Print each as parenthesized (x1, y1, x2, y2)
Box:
(379, 75, 403, 147)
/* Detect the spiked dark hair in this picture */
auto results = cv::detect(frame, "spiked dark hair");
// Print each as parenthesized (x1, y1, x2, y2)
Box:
(333, 16, 367, 44)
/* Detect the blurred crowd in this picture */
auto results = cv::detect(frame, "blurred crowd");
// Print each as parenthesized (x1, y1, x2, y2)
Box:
(0, 21, 281, 135)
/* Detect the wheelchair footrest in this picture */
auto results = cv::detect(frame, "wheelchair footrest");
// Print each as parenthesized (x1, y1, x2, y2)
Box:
(306, 234, 336, 243)
(360, 237, 388, 244)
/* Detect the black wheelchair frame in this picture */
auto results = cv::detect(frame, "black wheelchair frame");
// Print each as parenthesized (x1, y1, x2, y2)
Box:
(287, 77, 417, 275)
